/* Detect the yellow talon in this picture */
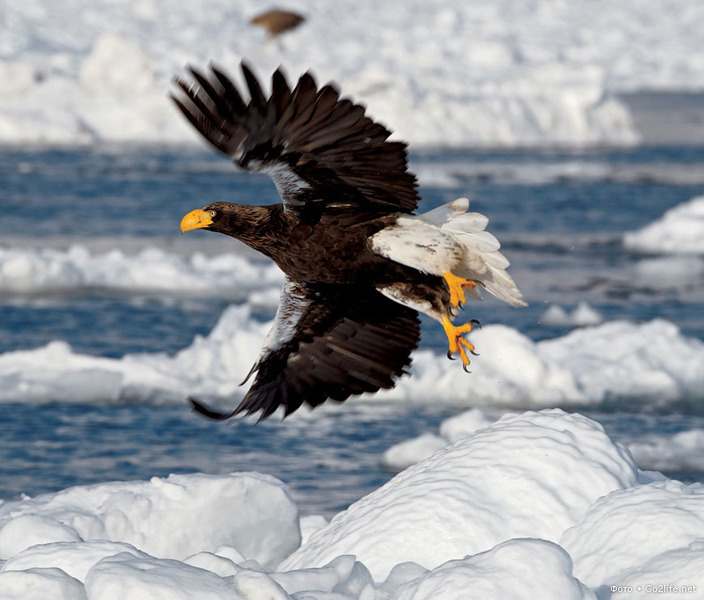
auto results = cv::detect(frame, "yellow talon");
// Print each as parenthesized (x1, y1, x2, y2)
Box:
(442, 316, 479, 372)
(443, 271, 477, 308)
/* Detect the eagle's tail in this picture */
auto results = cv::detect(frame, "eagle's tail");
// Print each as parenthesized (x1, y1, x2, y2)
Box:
(420, 198, 527, 308)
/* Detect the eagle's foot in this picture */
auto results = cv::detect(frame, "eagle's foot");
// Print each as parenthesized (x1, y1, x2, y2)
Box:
(443, 271, 477, 308)
(443, 317, 480, 372)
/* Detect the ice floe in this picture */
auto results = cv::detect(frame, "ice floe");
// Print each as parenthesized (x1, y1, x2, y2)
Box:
(1, 303, 703, 410)
(624, 196, 704, 256)
(4, 0, 704, 147)
(2, 410, 703, 598)
(540, 302, 604, 328)
(384, 408, 704, 479)
(0, 245, 283, 299)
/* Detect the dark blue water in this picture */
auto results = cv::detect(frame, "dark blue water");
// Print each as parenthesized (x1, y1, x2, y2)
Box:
(1, 146, 704, 514)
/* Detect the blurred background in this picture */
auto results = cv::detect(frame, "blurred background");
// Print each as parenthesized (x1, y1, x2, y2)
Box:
(1, 0, 703, 515)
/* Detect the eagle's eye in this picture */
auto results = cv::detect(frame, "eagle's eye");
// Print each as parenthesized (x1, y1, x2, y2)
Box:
(209, 210, 216, 218)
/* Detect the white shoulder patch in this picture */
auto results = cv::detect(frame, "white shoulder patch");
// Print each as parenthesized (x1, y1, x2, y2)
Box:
(370, 215, 464, 276)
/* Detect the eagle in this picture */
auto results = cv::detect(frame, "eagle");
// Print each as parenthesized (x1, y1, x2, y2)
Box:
(171, 61, 526, 420)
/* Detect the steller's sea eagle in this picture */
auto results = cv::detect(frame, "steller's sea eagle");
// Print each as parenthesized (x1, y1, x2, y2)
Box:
(171, 61, 526, 420)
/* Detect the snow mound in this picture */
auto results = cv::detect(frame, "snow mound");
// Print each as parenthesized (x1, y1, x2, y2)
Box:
(0, 472, 300, 569)
(382, 408, 496, 470)
(627, 430, 704, 474)
(385, 408, 704, 477)
(624, 196, 704, 255)
(633, 255, 704, 288)
(381, 432, 447, 471)
(0, 245, 283, 298)
(281, 409, 638, 580)
(393, 539, 595, 600)
(540, 302, 604, 328)
(561, 480, 704, 592)
(385, 318, 704, 408)
(9, 0, 704, 146)
(2, 303, 704, 410)
(3, 410, 704, 598)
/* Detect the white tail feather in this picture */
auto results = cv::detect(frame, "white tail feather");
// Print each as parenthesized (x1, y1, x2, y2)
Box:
(428, 198, 526, 308)
(370, 197, 527, 308)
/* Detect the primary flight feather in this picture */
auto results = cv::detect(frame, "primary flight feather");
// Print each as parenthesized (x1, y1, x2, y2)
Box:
(171, 61, 526, 420)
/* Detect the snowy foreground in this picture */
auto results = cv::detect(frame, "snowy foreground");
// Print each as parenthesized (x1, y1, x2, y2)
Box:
(2, 410, 703, 599)
(3, 0, 704, 146)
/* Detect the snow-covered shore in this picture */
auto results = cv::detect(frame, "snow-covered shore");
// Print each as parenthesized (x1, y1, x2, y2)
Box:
(1, 410, 702, 599)
(3, 0, 704, 147)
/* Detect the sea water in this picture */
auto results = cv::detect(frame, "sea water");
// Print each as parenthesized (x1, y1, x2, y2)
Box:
(1, 145, 703, 515)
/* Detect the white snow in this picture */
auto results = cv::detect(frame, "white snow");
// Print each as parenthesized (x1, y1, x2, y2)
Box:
(382, 408, 496, 470)
(0, 472, 301, 568)
(381, 432, 447, 471)
(283, 410, 638, 580)
(4, 0, 704, 147)
(384, 408, 704, 478)
(627, 430, 704, 475)
(2, 302, 704, 410)
(624, 196, 704, 255)
(3, 409, 704, 599)
(540, 302, 604, 328)
(561, 480, 704, 592)
(633, 255, 704, 289)
(0, 245, 283, 298)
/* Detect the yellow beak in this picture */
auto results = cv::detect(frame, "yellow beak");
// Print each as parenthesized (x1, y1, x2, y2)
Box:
(180, 209, 213, 234)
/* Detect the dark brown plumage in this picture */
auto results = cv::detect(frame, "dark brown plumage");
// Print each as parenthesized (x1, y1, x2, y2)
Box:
(172, 62, 444, 420)
(172, 61, 526, 420)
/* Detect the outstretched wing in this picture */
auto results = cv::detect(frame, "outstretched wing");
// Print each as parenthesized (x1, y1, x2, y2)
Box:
(189, 279, 420, 420)
(171, 61, 419, 219)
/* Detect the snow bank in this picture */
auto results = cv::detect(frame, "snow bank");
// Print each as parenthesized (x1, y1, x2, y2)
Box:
(540, 302, 604, 328)
(561, 480, 704, 592)
(0, 245, 283, 298)
(0, 472, 300, 568)
(392, 539, 595, 600)
(624, 196, 704, 255)
(2, 302, 704, 410)
(8, 0, 704, 147)
(283, 410, 637, 580)
(385, 318, 704, 409)
(2, 410, 703, 598)
(633, 255, 704, 289)
(627, 430, 704, 474)
(385, 410, 704, 477)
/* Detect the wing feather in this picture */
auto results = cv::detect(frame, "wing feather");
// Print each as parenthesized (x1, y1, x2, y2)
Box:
(189, 279, 420, 420)
(171, 61, 419, 217)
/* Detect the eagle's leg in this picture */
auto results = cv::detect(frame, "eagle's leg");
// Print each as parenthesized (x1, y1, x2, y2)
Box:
(443, 271, 477, 308)
(442, 316, 480, 372)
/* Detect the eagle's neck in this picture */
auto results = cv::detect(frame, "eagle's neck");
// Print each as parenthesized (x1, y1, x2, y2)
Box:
(221, 204, 289, 257)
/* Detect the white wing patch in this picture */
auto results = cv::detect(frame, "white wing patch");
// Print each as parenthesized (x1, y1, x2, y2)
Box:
(251, 161, 310, 207)
(256, 278, 310, 363)
(371, 197, 527, 308)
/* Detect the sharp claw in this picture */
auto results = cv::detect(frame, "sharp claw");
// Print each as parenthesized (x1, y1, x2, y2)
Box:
(471, 319, 481, 328)
(462, 363, 471, 373)
(470, 350, 479, 356)
(447, 350, 456, 360)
